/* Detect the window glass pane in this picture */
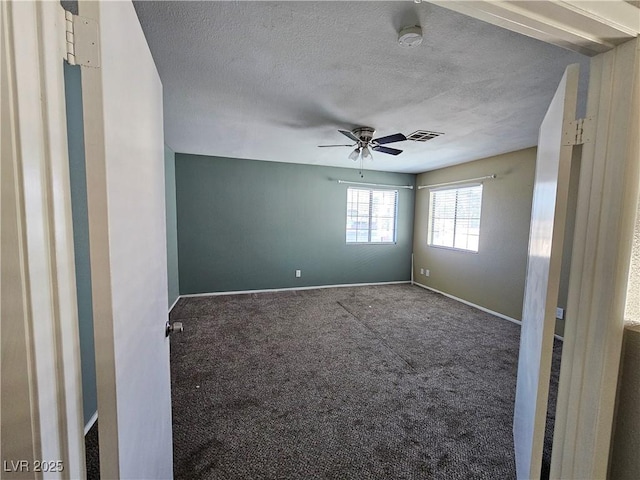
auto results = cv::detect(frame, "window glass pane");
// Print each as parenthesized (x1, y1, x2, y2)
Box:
(429, 185, 482, 252)
(356, 230, 369, 242)
(346, 187, 397, 244)
(467, 235, 479, 251)
(454, 233, 468, 250)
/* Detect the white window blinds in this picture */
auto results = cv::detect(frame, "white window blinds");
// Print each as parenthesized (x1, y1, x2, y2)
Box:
(346, 188, 398, 244)
(429, 184, 483, 252)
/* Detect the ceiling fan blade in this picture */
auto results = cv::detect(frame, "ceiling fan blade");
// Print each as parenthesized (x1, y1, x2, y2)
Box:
(318, 144, 355, 148)
(373, 145, 403, 156)
(373, 133, 407, 145)
(339, 129, 361, 143)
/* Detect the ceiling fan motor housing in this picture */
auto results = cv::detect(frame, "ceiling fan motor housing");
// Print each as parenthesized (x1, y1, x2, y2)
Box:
(353, 127, 375, 144)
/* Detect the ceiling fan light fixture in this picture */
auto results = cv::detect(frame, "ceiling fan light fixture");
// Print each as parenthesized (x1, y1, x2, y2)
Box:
(318, 127, 405, 163)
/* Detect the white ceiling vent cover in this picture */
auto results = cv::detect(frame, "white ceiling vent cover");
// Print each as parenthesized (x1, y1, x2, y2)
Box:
(407, 130, 444, 142)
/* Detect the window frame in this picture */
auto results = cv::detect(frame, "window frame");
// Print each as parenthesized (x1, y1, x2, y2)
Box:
(345, 187, 399, 245)
(427, 183, 483, 253)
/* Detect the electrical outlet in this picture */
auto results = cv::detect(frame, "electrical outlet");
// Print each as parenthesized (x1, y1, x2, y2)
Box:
(295, 270, 301, 278)
(425, 269, 430, 277)
(420, 268, 424, 275)
(556, 307, 564, 320)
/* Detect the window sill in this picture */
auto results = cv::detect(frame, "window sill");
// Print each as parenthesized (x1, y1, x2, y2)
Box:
(346, 242, 397, 246)
(427, 244, 479, 254)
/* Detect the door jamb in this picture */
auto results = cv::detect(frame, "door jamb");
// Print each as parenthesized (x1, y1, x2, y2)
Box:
(1, 1, 85, 477)
(552, 37, 640, 479)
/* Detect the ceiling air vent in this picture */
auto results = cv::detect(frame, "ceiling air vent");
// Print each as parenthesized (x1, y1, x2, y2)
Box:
(407, 130, 444, 142)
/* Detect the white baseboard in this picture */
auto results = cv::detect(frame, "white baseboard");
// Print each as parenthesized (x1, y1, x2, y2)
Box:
(84, 410, 98, 436)
(413, 282, 564, 342)
(168, 295, 181, 313)
(414, 281, 522, 325)
(179, 280, 411, 299)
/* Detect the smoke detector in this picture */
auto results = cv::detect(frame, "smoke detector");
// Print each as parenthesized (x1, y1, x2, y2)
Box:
(398, 26, 423, 47)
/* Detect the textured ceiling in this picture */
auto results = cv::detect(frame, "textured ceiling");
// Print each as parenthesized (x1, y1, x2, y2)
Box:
(134, 1, 589, 173)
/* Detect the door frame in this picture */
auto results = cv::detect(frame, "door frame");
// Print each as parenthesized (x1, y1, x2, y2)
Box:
(428, 0, 639, 56)
(552, 37, 640, 479)
(1, 1, 84, 478)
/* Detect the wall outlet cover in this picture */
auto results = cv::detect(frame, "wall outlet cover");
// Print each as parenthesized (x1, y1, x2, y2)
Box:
(556, 307, 564, 319)
(425, 269, 430, 277)
(420, 268, 424, 275)
(295, 270, 301, 278)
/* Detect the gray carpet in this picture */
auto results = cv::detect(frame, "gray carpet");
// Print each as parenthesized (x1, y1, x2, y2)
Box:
(169, 284, 562, 480)
(85, 421, 100, 480)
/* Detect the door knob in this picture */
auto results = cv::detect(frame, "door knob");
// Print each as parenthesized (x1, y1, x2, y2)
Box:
(165, 321, 183, 337)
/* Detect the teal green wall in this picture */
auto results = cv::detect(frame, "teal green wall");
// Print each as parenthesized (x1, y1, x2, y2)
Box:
(165, 146, 180, 307)
(64, 63, 96, 427)
(175, 154, 415, 294)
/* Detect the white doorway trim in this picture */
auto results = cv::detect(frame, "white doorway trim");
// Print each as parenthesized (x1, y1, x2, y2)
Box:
(552, 37, 640, 479)
(428, 0, 640, 56)
(1, 1, 84, 478)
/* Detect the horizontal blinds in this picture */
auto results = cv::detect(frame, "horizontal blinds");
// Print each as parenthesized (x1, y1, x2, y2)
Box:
(347, 187, 398, 243)
(429, 184, 483, 252)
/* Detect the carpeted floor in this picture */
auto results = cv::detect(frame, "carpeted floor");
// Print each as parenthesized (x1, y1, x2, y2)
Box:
(85, 421, 100, 480)
(168, 284, 562, 480)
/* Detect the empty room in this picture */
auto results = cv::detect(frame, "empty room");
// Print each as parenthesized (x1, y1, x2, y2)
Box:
(2, 1, 639, 480)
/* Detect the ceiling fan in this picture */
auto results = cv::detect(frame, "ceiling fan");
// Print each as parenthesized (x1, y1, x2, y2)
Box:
(318, 127, 407, 162)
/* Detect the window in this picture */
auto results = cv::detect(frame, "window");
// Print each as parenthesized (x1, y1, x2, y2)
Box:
(428, 184, 483, 252)
(346, 188, 398, 244)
